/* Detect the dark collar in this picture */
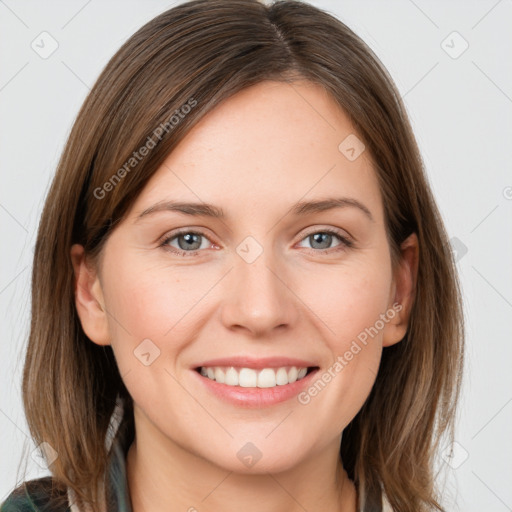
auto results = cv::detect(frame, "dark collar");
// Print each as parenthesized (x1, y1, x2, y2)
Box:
(103, 414, 135, 512)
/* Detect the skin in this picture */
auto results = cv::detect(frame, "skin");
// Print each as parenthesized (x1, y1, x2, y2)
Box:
(71, 80, 418, 512)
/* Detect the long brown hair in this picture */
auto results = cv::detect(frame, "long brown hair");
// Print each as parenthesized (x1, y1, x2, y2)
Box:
(11, 0, 464, 510)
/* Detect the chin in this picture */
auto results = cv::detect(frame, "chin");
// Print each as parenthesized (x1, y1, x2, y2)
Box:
(199, 438, 308, 475)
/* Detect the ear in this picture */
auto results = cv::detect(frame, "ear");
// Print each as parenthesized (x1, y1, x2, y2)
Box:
(382, 232, 419, 348)
(70, 244, 111, 346)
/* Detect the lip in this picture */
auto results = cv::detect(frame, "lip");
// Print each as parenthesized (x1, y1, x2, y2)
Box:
(191, 366, 320, 408)
(192, 355, 318, 370)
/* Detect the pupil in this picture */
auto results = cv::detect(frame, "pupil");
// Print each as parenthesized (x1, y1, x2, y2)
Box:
(312, 233, 331, 249)
(179, 233, 200, 250)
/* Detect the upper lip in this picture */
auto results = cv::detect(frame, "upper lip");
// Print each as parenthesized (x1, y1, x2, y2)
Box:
(193, 356, 319, 370)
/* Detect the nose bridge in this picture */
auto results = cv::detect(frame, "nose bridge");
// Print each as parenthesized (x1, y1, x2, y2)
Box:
(220, 235, 297, 335)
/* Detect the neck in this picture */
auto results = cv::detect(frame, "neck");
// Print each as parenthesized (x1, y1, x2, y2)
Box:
(125, 408, 357, 512)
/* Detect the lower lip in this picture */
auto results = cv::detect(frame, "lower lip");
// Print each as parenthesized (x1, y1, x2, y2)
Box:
(192, 368, 319, 408)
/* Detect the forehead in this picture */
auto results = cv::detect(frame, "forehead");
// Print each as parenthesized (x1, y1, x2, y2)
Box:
(128, 80, 384, 225)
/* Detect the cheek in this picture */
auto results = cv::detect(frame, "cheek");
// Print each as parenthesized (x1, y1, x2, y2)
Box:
(99, 250, 225, 386)
(104, 274, 171, 341)
(99, 258, 204, 420)
(293, 256, 393, 427)
(102, 250, 206, 337)
(299, 255, 392, 349)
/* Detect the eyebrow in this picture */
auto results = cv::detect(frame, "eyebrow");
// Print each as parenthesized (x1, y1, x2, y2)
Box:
(135, 197, 374, 223)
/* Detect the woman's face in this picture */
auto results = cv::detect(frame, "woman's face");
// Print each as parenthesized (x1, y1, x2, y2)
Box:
(73, 80, 415, 474)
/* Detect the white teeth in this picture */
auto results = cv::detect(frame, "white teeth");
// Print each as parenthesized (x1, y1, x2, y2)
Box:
(275, 367, 288, 385)
(214, 367, 225, 384)
(257, 368, 276, 388)
(239, 368, 257, 387)
(225, 367, 238, 386)
(199, 365, 311, 387)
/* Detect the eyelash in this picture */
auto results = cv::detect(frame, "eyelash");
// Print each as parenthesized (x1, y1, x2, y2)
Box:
(158, 228, 354, 257)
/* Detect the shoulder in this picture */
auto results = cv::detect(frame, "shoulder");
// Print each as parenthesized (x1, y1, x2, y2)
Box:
(0, 477, 70, 512)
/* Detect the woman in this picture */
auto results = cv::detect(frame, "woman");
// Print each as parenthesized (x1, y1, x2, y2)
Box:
(1, 0, 464, 511)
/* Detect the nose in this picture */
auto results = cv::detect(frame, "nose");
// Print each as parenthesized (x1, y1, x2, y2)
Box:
(220, 248, 299, 338)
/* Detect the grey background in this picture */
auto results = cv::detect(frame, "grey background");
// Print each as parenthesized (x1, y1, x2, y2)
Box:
(1, 0, 511, 510)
